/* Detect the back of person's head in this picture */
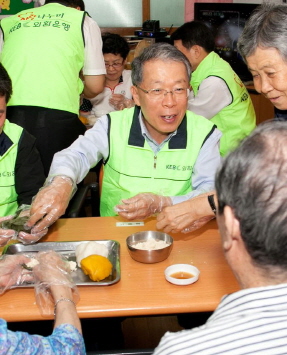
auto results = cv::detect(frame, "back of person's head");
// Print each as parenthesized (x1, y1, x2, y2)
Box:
(45, 0, 85, 10)
(131, 42, 192, 86)
(216, 121, 287, 271)
(171, 21, 215, 52)
(238, 4, 287, 62)
(0, 63, 12, 104)
(102, 33, 130, 60)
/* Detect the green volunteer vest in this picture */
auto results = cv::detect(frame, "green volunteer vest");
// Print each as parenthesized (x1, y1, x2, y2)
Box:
(100, 106, 216, 216)
(191, 51, 256, 156)
(0, 3, 85, 114)
(0, 120, 23, 216)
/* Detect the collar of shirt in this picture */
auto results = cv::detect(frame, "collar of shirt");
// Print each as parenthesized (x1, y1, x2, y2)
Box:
(138, 110, 177, 155)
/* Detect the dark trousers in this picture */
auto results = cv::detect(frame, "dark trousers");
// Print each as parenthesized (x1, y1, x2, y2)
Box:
(7, 106, 86, 176)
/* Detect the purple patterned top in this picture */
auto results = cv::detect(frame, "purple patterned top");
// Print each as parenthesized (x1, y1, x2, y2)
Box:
(0, 319, 85, 354)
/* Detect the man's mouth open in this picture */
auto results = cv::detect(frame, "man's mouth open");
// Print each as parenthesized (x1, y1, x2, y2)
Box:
(161, 114, 177, 122)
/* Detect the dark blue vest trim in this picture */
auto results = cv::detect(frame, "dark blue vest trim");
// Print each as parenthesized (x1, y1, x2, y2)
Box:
(128, 106, 145, 147)
(105, 113, 112, 165)
(0, 132, 13, 156)
(201, 124, 217, 147)
(81, 12, 86, 47)
(168, 114, 187, 149)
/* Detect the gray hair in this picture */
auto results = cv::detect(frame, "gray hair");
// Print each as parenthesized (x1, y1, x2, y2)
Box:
(216, 121, 287, 271)
(238, 3, 287, 63)
(131, 42, 192, 86)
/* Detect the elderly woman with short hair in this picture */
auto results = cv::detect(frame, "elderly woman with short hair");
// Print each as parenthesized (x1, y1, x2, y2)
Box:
(238, 4, 287, 115)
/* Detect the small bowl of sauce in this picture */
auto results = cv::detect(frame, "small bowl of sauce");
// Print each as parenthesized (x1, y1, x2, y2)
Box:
(165, 264, 200, 285)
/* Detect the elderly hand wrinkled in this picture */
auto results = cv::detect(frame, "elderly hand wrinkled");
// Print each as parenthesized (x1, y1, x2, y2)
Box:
(33, 250, 79, 315)
(17, 228, 49, 244)
(33, 250, 74, 286)
(109, 94, 126, 110)
(115, 193, 172, 220)
(109, 94, 134, 111)
(156, 196, 215, 234)
(26, 176, 75, 234)
(0, 216, 17, 247)
(0, 254, 33, 294)
(0, 208, 48, 246)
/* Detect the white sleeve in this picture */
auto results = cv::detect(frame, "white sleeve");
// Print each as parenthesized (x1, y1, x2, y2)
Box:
(188, 76, 232, 119)
(82, 15, 106, 76)
(48, 115, 109, 183)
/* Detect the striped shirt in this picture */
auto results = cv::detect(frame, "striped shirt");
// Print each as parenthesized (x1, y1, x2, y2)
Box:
(153, 283, 287, 355)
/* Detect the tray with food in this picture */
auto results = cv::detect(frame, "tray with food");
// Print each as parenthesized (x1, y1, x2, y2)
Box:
(2, 240, 120, 286)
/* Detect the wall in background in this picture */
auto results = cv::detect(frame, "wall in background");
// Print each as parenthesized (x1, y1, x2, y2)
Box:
(85, 0, 185, 28)
(76, 0, 283, 29)
(85, 0, 142, 27)
(150, 0, 185, 27)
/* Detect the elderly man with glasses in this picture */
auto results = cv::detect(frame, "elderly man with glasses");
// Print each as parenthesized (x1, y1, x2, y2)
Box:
(26, 43, 221, 233)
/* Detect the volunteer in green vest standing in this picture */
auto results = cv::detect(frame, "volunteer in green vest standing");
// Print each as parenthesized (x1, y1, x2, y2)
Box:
(172, 21, 256, 156)
(0, 63, 46, 246)
(0, 0, 106, 176)
(24, 43, 221, 235)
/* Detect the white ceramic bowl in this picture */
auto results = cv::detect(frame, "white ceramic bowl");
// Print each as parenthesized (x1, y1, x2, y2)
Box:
(165, 264, 200, 285)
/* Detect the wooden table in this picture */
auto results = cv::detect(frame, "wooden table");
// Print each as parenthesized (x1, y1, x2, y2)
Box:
(0, 216, 239, 322)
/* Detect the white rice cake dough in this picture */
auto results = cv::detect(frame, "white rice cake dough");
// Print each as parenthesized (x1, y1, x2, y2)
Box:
(75, 241, 109, 266)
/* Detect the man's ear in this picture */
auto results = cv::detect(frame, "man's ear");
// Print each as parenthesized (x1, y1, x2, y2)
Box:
(222, 206, 241, 251)
(191, 45, 202, 59)
(131, 86, 140, 106)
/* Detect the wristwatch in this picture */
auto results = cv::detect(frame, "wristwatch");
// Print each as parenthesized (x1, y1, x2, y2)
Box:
(208, 194, 217, 215)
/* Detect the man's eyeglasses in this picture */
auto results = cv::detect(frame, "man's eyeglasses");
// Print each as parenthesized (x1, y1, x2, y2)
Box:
(105, 61, 124, 69)
(136, 85, 190, 99)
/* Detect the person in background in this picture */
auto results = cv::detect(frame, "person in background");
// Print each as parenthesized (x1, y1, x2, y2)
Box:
(0, 0, 106, 176)
(80, 32, 134, 124)
(154, 121, 287, 355)
(171, 21, 256, 157)
(0, 63, 46, 246)
(156, 3, 287, 236)
(156, 20, 258, 234)
(0, 251, 85, 354)
(25, 42, 221, 234)
(237, 4, 287, 118)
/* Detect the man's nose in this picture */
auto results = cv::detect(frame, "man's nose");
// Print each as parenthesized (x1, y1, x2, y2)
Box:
(162, 91, 177, 106)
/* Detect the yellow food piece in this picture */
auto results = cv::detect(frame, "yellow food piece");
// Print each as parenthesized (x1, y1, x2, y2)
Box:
(81, 254, 112, 282)
(79, 115, 88, 125)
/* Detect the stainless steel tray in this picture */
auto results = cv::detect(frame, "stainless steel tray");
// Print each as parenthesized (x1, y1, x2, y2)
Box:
(3, 240, 120, 286)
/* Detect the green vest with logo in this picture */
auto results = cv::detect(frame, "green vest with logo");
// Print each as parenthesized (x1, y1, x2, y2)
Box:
(0, 120, 23, 216)
(191, 51, 256, 156)
(0, 3, 85, 115)
(100, 106, 216, 216)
